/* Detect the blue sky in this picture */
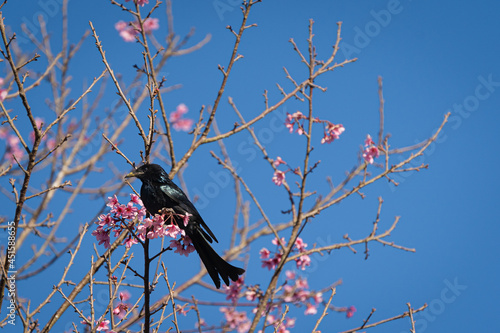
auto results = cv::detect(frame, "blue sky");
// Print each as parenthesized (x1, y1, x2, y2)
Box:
(2, 0, 500, 332)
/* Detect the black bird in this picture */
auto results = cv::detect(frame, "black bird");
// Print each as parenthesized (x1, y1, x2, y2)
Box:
(125, 163, 245, 289)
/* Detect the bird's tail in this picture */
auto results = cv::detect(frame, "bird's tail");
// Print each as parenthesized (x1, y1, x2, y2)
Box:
(189, 229, 245, 289)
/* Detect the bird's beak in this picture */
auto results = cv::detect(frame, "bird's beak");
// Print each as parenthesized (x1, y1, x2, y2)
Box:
(125, 170, 143, 179)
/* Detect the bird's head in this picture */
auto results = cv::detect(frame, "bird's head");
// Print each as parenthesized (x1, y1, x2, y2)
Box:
(125, 164, 170, 184)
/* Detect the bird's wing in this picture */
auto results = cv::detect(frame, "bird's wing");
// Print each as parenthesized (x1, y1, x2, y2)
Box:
(159, 183, 219, 243)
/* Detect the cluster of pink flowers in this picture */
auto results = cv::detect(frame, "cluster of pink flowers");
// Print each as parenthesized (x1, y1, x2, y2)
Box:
(0, 128, 24, 162)
(125, 0, 149, 6)
(285, 111, 307, 135)
(92, 194, 194, 256)
(362, 134, 379, 164)
(260, 237, 311, 271)
(169, 103, 194, 132)
(112, 290, 131, 319)
(1, 116, 56, 163)
(345, 305, 357, 318)
(225, 276, 245, 303)
(321, 122, 345, 144)
(0, 78, 8, 102)
(220, 269, 355, 330)
(285, 111, 345, 144)
(272, 156, 287, 186)
(220, 307, 251, 333)
(81, 318, 113, 332)
(261, 314, 296, 333)
(282, 271, 323, 316)
(115, 17, 159, 42)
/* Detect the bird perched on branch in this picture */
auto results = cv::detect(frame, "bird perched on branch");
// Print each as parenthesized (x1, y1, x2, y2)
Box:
(125, 163, 245, 289)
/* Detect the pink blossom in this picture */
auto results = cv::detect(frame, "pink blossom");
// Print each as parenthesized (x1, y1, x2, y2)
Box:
(285, 111, 306, 135)
(46, 138, 56, 150)
(115, 21, 137, 42)
(346, 305, 356, 318)
(111, 204, 127, 217)
(220, 307, 251, 333)
(261, 252, 281, 270)
(107, 195, 119, 208)
(123, 235, 138, 248)
(313, 292, 323, 304)
(170, 236, 195, 256)
(321, 123, 345, 144)
(272, 237, 285, 246)
(225, 277, 244, 303)
(164, 223, 183, 238)
(294, 237, 307, 251)
(272, 170, 286, 186)
(363, 134, 379, 164)
(285, 317, 296, 328)
(113, 303, 128, 318)
(169, 104, 193, 132)
(142, 18, 159, 33)
(98, 214, 115, 227)
(122, 202, 139, 219)
(295, 277, 309, 289)
(92, 227, 110, 248)
(245, 288, 258, 301)
(363, 146, 379, 164)
(170, 103, 188, 122)
(259, 248, 270, 259)
(180, 213, 191, 227)
(304, 303, 318, 315)
(273, 156, 286, 167)
(364, 134, 375, 146)
(0, 89, 7, 102)
(173, 118, 194, 132)
(96, 319, 110, 331)
(129, 193, 143, 205)
(295, 254, 311, 270)
(119, 290, 131, 302)
(5, 135, 24, 162)
(285, 270, 296, 280)
(125, 0, 149, 6)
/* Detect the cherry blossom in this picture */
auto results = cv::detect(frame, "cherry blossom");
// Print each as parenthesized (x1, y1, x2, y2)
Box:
(0, 77, 7, 101)
(304, 303, 318, 315)
(94, 195, 193, 257)
(220, 307, 251, 333)
(272, 170, 286, 186)
(96, 319, 110, 331)
(285, 111, 306, 135)
(115, 18, 159, 42)
(4, 135, 25, 162)
(321, 123, 345, 144)
(346, 305, 356, 318)
(260, 237, 311, 271)
(170, 236, 195, 256)
(92, 227, 111, 248)
(125, 0, 149, 6)
(142, 18, 159, 33)
(169, 103, 193, 132)
(225, 276, 244, 303)
(273, 156, 286, 167)
(362, 134, 379, 164)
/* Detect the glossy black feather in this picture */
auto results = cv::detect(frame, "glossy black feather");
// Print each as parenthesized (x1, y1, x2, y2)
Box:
(128, 163, 245, 288)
